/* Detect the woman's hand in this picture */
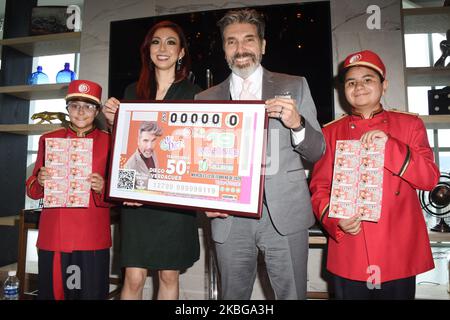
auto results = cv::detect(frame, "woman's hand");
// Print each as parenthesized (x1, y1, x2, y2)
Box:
(102, 97, 120, 127)
(204, 211, 229, 218)
(123, 202, 144, 207)
(37, 167, 50, 186)
(90, 173, 104, 194)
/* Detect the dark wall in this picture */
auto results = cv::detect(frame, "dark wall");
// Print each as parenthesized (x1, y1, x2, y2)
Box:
(109, 2, 333, 125)
(0, 0, 35, 217)
(0, 226, 19, 267)
(0, 0, 37, 267)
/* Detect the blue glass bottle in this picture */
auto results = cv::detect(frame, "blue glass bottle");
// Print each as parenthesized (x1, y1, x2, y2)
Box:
(56, 62, 77, 83)
(27, 66, 50, 85)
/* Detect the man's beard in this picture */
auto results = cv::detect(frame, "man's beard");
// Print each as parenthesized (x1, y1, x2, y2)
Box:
(227, 52, 261, 79)
(139, 148, 153, 158)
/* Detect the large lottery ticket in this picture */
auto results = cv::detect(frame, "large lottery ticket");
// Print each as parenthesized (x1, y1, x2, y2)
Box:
(108, 102, 267, 218)
(328, 139, 385, 222)
(44, 138, 93, 208)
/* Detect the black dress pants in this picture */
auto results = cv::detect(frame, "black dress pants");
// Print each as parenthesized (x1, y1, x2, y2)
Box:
(37, 249, 110, 300)
(333, 274, 416, 300)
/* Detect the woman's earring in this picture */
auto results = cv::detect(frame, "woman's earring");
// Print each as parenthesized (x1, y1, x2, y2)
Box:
(176, 58, 182, 71)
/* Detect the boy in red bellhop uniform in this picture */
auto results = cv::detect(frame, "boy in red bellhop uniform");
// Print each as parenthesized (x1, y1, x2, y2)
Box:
(26, 80, 112, 300)
(309, 50, 440, 299)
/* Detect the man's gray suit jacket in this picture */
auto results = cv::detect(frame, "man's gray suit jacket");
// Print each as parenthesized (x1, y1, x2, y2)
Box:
(195, 68, 325, 243)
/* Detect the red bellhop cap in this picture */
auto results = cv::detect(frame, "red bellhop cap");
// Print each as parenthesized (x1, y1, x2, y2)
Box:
(342, 50, 386, 80)
(65, 79, 102, 105)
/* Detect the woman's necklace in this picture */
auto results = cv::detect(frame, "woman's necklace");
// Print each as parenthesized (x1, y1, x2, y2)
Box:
(157, 82, 173, 100)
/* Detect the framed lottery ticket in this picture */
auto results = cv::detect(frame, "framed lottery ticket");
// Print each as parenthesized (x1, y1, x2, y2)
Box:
(108, 101, 268, 218)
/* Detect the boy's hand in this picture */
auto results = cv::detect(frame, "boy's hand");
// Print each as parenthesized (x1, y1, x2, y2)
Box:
(37, 167, 50, 186)
(360, 130, 388, 144)
(90, 173, 104, 194)
(338, 214, 362, 235)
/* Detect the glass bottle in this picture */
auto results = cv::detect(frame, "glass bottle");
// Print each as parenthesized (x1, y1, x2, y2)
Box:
(56, 62, 77, 83)
(27, 66, 49, 85)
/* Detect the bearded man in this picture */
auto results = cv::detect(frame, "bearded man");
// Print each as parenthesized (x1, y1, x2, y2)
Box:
(195, 8, 325, 300)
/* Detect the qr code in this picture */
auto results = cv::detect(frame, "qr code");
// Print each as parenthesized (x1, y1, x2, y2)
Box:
(117, 169, 135, 190)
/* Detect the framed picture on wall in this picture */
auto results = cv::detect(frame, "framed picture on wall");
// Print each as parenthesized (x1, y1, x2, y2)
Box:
(30, 6, 72, 35)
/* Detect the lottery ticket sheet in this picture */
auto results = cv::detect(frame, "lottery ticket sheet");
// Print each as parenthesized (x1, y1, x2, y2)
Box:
(328, 139, 385, 222)
(44, 138, 93, 207)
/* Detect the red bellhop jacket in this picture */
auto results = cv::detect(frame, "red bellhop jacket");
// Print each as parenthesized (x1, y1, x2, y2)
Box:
(26, 126, 112, 252)
(310, 109, 440, 283)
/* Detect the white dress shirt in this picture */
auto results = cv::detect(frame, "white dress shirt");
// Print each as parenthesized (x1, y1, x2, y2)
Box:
(229, 65, 305, 145)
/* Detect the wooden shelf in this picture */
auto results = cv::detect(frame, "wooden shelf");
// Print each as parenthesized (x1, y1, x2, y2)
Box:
(308, 231, 450, 245)
(0, 215, 19, 226)
(429, 231, 450, 243)
(309, 236, 327, 245)
(420, 115, 450, 129)
(403, 7, 450, 34)
(406, 67, 450, 87)
(0, 124, 62, 135)
(0, 32, 81, 56)
(0, 83, 69, 100)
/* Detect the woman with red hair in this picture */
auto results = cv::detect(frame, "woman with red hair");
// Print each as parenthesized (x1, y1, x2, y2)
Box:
(103, 20, 202, 300)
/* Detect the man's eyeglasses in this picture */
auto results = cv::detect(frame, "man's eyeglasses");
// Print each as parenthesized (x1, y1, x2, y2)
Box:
(66, 102, 98, 113)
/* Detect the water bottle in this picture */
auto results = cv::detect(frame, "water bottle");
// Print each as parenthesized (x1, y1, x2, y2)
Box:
(448, 257, 450, 293)
(27, 66, 50, 85)
(56, 62, 77, 83)
(3, 270, 19, 300)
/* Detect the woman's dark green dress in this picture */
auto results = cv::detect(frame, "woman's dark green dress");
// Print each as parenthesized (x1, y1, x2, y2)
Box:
(120, 79, 202, 270)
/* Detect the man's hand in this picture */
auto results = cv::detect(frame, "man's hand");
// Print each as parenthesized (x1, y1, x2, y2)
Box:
(204, 211, 229, 218)
(360, 130, 388, 144)
(90, 173, 104, 194)
(37, 167, 50, 186)
(338, 214, 362, 235)
(265, 98, 302, 129)
(102, 97, 120, 128)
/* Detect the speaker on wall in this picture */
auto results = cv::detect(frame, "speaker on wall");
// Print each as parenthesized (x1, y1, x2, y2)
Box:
(428, 87, 450, 115)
